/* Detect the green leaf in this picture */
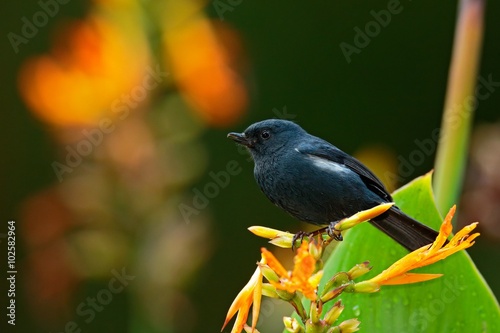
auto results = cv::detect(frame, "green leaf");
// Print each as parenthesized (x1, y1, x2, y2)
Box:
(320, 172, 500, 332)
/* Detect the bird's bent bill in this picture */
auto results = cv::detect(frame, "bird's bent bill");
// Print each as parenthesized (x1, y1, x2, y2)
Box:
(227, 132, 253, 147)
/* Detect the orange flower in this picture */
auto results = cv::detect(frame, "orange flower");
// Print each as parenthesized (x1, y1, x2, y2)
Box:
(261, 242, 323, 301)
(355, 205, 479, 292)
(163, 14, 248, 127)
(222, 259, 263, 333)
(18, 14, 149, 126)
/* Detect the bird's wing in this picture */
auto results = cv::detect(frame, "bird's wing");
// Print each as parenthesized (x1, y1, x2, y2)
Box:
(297, 140, 392, 201)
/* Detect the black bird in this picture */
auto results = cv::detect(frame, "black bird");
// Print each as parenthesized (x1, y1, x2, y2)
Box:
(227, 119, 439, 251)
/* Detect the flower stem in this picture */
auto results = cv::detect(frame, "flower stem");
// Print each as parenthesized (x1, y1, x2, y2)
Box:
(290, 294, 308, 321)
(433, 0, 485, 216)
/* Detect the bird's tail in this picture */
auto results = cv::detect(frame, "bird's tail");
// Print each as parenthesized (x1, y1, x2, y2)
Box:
(370, 206, 440, 252)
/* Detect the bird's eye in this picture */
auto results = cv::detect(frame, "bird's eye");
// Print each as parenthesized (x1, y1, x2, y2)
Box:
(260, 130, 271, 140)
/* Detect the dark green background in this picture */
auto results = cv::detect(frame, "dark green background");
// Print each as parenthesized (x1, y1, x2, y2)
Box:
(1, 0, 499, 332)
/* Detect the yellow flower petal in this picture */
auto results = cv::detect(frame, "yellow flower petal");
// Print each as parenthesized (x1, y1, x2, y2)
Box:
(308, 271, 324, 291)
(231, 309, 250, 333)
(222, 261, 263, 333)
(249, 226, 295, 248)
(426, 205, 455, 254)
(381, 273, 443, 286)
(261, 248, 288, 278)
(251, 275, 262, 332)
(447, 222, 479, 247)
(248, 226, 283, 239)
(335, 202, 394, 231)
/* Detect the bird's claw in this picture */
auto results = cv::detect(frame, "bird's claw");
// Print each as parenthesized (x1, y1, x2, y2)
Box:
(292, 222, 343, 251)
(292, 231, 310, 251)
(327, 221, 343, 241)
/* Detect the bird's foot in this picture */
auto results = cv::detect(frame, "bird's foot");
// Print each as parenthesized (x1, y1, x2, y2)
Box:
(292, 223, 343, 251)
(327, 221, 343, 242)
(292, 231, 310, 251)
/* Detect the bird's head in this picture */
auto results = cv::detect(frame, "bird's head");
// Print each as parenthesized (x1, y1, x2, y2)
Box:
(227, 119, 305, 158)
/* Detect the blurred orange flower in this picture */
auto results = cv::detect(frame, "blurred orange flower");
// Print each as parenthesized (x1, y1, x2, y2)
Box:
(18, 14, 149, 126)
(163, 16, 248, 127)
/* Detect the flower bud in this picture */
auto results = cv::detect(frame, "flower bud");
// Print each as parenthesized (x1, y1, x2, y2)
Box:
(323, 300, 344, 325)
(347, 261, 372, 280)
(261, 283, 279, 298)
(258, 264, 280, 283)
(352, 281, 380, 293)
(275, 288, 295, 301)
(320, 285, 347, 303)
(322, 272, 349, 297)
(249, 226, 295, 248)
(269, 236, 294, 248)
(248, 226, 283, 239)
(309, 240, 323, 260)
(338, 318, 361, 333)
(283, 317, 304, 333)
(309, 301, 322, 324)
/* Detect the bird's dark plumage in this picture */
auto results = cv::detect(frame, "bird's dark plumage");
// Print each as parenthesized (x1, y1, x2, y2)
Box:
(227, 119, 439, 251)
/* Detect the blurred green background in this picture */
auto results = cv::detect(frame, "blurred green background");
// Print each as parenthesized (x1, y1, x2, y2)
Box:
(1, 0, 499, 332)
